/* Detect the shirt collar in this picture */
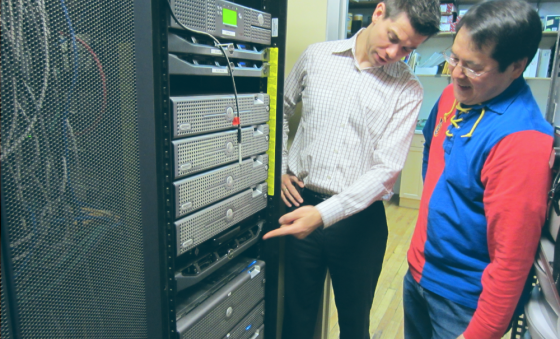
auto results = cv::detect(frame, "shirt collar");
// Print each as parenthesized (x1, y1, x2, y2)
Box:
(332, 28, 402, 78)
(462, 77, 527, 114)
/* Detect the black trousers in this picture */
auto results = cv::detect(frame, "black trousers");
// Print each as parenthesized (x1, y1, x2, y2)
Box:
(281, 189, 388, 339)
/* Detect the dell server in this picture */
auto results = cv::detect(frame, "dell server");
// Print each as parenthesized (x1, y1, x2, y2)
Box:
(176, 258, 265, 339)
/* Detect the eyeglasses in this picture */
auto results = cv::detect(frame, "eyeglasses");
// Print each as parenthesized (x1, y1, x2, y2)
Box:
(442, 49, 493, 79)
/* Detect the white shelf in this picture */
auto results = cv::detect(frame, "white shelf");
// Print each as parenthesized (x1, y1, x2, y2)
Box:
(458, 0, 560, 3)
(415, 74, 450, 78)
(434, 32, 455, 38)
(433, 31, 557, 38)
(414, 75, 552, 81)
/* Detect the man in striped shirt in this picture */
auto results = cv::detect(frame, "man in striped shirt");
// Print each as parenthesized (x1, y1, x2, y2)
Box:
(262, 1, 440, 338)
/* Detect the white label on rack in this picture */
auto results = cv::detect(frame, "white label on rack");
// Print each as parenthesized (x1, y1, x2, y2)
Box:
(212, 68, 228, 74)
(210, 48, 222, 55)
(272, 18, 279, 37)
(222, 29, 236, 37)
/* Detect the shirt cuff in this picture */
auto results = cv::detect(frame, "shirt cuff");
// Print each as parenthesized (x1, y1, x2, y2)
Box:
(463, 320, 497, 339)
(281, 155, 288, 175)
(315, 195, 345, 228)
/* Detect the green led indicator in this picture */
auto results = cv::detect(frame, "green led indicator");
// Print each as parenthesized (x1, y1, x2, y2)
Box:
(223, 8, 237, 27)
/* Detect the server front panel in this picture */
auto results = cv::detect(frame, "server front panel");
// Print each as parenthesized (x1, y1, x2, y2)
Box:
(161, 0, 279, 337)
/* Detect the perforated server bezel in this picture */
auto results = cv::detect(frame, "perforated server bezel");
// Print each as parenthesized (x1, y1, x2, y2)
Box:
(223, 300, 265, 339)
(174, 154, 268, 218)
(176, 259, 266, 339)
(169, 0, 272, 44)
(171, 93, 270, 138)
(173, 125, 269, 178)
(175, 183, 267, 254)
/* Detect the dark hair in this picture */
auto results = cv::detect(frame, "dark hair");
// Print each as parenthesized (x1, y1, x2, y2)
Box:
(384, 0, 441, 37)
(456, 0, 542, 72)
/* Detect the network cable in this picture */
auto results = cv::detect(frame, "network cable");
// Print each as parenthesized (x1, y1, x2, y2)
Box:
(2, 0, 117, 287)
(56, 33, 108, 137)
(165, 0, 244, 164)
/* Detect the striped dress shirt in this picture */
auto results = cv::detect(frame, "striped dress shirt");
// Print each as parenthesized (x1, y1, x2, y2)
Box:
(282, 29, 423, 228)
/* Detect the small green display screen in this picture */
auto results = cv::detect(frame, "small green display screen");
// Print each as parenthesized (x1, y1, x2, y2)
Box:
(223, 8, 237, 26)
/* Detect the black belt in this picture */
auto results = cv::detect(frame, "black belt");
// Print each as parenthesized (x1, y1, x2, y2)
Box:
(300, 188, 332, 204)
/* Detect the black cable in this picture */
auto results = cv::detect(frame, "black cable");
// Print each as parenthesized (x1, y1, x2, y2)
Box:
(166, 0, 243, 160)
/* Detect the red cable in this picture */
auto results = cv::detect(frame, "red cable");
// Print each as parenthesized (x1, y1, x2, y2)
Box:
(60, 32, 107, 137)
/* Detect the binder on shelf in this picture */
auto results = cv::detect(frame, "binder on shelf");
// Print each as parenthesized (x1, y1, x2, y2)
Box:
(415, 51, 445, 76)
(537, 48, 552, 78)
(441, 61, 451, 75)
(546, 15, 560, 32)
(405, 51, 418, 72)
(415, 66, 438, 75)
(523, 52, 539, 78)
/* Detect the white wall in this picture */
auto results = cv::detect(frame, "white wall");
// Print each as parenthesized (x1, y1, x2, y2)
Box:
(285, 0, 329, 75)
(284, 0, 330, 146)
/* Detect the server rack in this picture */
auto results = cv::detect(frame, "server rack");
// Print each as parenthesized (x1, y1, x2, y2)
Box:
(0, 0, 287, 337)
(1, 1, 167, 337)
(161, 0, 287, 336)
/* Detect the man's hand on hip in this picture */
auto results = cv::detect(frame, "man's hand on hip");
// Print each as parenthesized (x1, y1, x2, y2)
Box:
(281, 174, 304, 207)
(262, 206, 323, 240)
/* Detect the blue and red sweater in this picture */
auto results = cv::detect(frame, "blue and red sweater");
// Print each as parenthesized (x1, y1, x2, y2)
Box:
(408, 78, 553, 339)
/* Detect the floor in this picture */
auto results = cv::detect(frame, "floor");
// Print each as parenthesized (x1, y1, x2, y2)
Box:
(326, 195, 415, 339)
(326, 196, 512, 339)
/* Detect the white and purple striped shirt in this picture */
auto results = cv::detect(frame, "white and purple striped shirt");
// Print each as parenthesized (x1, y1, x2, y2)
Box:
(282, 30, 423, 227)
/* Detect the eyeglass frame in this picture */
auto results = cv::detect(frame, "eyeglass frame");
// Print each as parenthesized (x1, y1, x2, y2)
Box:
(442, 48, 495, 79)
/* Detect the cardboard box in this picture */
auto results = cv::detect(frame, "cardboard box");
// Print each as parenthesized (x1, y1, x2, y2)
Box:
(439, 23, 451, 32)
(440, 22, 457, 33)
(440, 3, 457, 15)
(450, 22, 457, 32)
(440, 16, 454, 24)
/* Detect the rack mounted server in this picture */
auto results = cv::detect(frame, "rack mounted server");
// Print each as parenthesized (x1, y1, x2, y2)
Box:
(165, 1, 275, 338)
(169, 0, 272, 45)
(171, 93, 270, 139)
(176, 258, 265, 338)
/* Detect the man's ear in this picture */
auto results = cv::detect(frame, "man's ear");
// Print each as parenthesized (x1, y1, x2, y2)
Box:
(371, 2, 386, 25)
(511, 57, 528, 79)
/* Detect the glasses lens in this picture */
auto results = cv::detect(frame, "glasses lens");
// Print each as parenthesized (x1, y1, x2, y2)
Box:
(465, 68, 479, 79)
(444, 51, 457, 67)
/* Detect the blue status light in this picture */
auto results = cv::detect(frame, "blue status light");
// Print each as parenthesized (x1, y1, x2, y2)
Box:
(246, 324, 252, 331)
(241, 260, 258, 273)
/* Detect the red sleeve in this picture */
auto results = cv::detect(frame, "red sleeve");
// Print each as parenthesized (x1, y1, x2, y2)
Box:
(464, 130, 553, 339)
